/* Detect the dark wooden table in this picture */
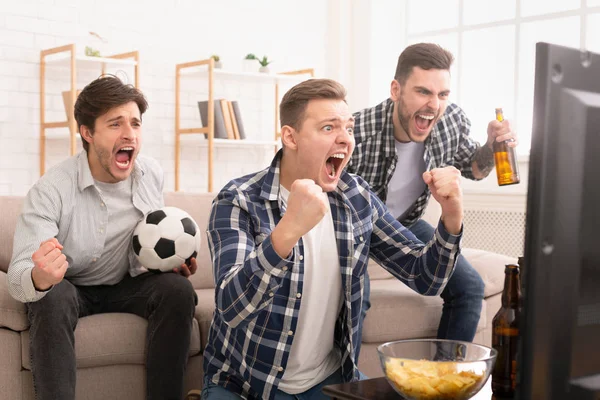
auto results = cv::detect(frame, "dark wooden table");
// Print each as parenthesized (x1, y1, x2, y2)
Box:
(322, 377, 402, 399)
(322, 376, 494, 399)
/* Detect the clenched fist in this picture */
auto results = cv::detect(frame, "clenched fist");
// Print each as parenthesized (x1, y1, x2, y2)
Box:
(422, 167, 463, 235)
(31, 238, 68, 291)
(271, 179, 329, 258)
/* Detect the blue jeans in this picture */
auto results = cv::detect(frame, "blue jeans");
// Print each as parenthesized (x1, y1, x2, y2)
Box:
(357, 219, 484, 360)
(201, 368, 368, 400)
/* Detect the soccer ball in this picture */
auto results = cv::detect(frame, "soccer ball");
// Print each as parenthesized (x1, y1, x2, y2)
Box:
(132, 207, 201, 272)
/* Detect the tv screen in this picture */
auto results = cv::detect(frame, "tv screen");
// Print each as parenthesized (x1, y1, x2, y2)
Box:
(518, 42, 600, 399)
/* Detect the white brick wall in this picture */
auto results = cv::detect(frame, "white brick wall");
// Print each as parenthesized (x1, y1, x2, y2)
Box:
(0, 0, 332, 195)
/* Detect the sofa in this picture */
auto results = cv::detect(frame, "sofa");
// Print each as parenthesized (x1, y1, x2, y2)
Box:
(0, 192, 514, 399)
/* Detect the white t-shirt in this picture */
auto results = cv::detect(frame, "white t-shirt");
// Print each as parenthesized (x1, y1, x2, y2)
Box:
(385, 140, 427, 221)
(277, 185, 343, 394)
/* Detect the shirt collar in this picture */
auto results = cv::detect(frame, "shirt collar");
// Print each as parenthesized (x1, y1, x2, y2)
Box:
(77, 150, 145, 192)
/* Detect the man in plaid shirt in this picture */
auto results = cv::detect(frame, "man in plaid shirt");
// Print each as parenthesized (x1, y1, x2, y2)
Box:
(347, 43, 519, 349)
(200, 78, 465, 400)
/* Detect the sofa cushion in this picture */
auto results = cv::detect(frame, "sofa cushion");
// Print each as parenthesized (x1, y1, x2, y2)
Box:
(21, 313, 201, 370)
(164, 192, 217, 290)
(461, 248, 515, 298)
(195, 289, 216, 350)
(0, 271, 28, 331)
(0, 197, 24, 274)
(0, 329, 21, 370)
(361, 279, 487, 343)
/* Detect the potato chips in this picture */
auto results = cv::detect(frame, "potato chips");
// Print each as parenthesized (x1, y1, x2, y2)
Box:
(385, 358, 484, 400)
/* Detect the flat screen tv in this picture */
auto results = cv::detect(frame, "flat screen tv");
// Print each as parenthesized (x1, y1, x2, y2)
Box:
(518, 41, 600, 399)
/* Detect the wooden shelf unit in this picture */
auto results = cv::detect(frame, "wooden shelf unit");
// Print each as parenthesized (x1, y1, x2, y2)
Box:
(174, 58, 313, 192)
(39, 44, 139, 176)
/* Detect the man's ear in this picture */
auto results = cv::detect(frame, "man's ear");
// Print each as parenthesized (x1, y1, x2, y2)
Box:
(390, 79, 402, 102)
(280, 125, 297, 150)
(80, 125, 93, 146)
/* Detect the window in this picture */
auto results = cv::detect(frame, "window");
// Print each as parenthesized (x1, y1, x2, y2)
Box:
(405, 0, 600, 154)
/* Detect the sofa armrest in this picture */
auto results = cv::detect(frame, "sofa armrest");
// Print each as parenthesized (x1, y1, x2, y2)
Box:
(0, 271, 29, 331)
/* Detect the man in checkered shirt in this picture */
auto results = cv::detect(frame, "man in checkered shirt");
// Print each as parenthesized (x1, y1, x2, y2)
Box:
(199, 78, 465, 400)
(347, 43, 519, 350)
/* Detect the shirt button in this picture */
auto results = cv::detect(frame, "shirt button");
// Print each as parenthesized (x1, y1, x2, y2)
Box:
(299, 255, 304, 261)
(277, 366, 284, 372)
(288, 330, 293, 336)
(99, 228, 104, 234)
(100, 202, 105, 207)
(296, 293, 301, 298)
(92, 258, 97, 263)
(359, 236, 364, 242)
(269, 292, 274, 297)
(282, 266, 288, 272)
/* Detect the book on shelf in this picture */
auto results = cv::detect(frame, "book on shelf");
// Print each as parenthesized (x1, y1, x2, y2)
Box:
(230, 101, 246, 140)
(220, 99, 235, 139)
(226, 101, 240, 140)
(197, 100, 228, 139)
(198, 99, 247, 140)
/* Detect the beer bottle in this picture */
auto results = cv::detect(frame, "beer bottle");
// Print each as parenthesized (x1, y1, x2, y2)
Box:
(492, 263, 522, 399)
(493, 108, 520, 186)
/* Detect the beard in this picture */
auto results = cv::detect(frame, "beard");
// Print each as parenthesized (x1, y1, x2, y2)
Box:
(396, 94, 438, 143)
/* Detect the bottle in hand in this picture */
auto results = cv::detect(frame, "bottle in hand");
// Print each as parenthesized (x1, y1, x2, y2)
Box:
(493, 108, 520, 186)
(491, 263, 522, 399)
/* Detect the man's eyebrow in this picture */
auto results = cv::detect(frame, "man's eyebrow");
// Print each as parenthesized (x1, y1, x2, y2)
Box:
(414, 86, 432, 93)
(105, 115, 124, 123)
(317, 116, 355, 124)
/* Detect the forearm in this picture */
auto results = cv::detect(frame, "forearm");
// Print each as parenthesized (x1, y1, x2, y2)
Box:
(471, 142, 495, 179)
(372, 213, 462, 296)
(211, 234, 294, 328)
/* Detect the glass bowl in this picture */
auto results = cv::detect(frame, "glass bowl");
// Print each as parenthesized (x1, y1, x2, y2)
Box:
(377, 339, 497, 400)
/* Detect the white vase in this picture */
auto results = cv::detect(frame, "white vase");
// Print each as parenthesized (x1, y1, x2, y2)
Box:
(243, 59, 256, 72)
(259, 66, 270, 74)
(214, 61, 223, 69)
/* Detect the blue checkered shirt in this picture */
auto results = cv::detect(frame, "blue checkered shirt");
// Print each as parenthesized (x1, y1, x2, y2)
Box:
(347, 99, 481, 227)
(203, 151, 463, 400)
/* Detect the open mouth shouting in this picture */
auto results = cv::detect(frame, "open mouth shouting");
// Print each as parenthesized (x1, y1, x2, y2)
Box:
(414, 113, 436, 134)
(325, 152, 346, 181)
(114, 146, 135, 170)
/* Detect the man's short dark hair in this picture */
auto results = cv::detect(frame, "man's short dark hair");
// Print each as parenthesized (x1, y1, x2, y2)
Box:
(394, 43, 454, 84)
(74, 75, 148, 151)
(280, 78, 347, 131)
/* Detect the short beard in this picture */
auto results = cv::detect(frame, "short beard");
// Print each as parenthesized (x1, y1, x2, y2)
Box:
(95, 146, 119, 182)
(397, 94, 416, 142)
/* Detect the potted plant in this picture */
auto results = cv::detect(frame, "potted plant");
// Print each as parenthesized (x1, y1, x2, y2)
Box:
(258, 55, 273, 73)
(211, 54, 222, 69)
(243, 53, 257, 72)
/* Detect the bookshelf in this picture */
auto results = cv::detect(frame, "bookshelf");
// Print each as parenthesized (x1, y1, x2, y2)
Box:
(39, 44, 139, 176)
(174, 57, 314, 192)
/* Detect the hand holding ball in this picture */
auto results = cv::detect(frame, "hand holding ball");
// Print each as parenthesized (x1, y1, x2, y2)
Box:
(132, 207, 201, 272)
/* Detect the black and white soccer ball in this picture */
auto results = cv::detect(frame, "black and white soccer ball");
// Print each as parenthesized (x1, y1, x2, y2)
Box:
(132, 207, 201, 272)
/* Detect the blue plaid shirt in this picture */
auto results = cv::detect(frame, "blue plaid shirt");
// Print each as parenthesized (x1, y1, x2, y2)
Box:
(203, 151, 463, 400)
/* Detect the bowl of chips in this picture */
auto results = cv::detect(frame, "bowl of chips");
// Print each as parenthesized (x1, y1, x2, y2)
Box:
(377, 339, 497, 400)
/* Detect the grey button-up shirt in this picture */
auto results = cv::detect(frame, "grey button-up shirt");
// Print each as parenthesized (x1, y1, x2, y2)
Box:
(7, 151, 164, 303)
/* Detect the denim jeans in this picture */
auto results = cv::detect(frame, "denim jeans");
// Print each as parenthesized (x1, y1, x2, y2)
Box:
(27, 272, 197, 400)
(357, 219, 485, 359)
(201, 368, 368, 400)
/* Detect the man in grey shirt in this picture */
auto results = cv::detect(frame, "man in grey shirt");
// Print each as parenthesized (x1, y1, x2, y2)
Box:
(7, 76, 198, 400)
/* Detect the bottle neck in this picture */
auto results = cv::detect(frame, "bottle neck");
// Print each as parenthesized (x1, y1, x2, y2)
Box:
(502, 265, 521, 308)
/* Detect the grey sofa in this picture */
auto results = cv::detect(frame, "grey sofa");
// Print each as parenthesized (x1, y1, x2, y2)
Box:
(0, 192, 513, 399)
